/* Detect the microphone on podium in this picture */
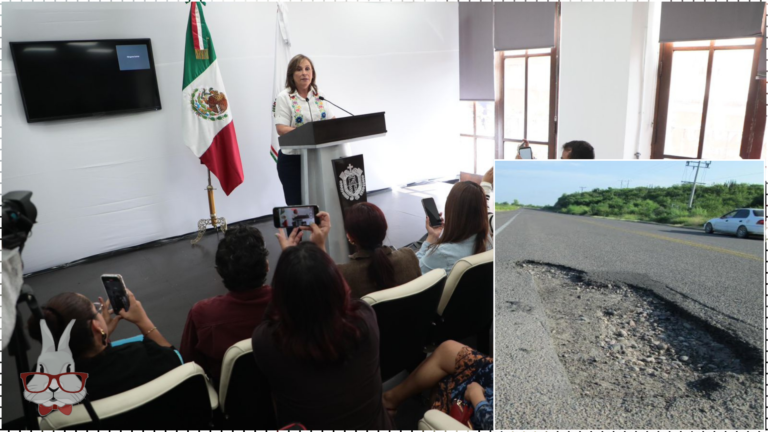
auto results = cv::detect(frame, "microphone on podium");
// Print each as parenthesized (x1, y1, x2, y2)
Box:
(318, 96, 355, 116)
(305, 98, 315, 122)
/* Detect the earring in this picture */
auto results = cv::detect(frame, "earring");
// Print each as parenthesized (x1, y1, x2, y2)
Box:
(100, 329, 107, 345)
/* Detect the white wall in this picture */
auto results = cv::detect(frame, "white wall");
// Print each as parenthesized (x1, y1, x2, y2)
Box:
(558, 3, 662, 160)
(625, 2, 662, 160)
(4, 3, 460, 273)
(559, 3, 644, 160)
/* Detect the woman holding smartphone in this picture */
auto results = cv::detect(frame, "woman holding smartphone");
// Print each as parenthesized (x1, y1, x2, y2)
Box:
(27, 289, 180, 401)
(273, 54, 336, 205)
(416, 181, 492, 275)
(258, 213, 394, 429)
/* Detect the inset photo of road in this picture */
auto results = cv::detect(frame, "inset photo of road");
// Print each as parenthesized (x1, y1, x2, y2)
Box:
(493, 160, 764, 429)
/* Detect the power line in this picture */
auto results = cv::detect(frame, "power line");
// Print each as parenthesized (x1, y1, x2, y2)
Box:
(705, 171, 765, 183)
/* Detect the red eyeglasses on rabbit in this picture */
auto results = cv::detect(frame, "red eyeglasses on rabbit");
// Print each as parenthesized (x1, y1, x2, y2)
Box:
(21, 371, 88, 393)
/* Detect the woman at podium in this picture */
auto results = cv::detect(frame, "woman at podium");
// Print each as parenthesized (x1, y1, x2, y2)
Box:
(274, 54, 335, 205)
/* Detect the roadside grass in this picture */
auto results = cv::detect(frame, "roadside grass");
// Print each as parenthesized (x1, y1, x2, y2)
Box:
(496, 204, 520, 212)
(571, 212, 709, 228)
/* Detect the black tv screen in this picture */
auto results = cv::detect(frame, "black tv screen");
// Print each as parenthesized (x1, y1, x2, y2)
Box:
(10, 39, 162, 123)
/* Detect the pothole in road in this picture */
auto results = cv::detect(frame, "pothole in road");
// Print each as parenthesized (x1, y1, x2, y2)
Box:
(519, 261, 762, 429)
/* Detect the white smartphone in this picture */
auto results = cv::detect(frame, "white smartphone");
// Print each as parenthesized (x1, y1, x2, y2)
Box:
(101, 274, 130, 314)
(519, 147, 533, 159)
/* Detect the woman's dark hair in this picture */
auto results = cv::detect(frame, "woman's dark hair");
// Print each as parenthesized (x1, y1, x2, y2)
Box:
(344, 203, 396, 290)
(562, 141, 595, 159)
(429, 181, 489, 255)
(215, 226, 269, 292)
(285, 54, 318, 95)
(266, 242, 363, 364)
(27, 292, 97, 360)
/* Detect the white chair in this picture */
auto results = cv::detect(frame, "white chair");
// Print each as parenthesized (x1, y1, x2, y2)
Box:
(434, 250, 494, 353)
(362, 268, 446, 382)
(39, 362, 218, 430)
(218, 338, 277, 429)
(418, 409, 472, 431)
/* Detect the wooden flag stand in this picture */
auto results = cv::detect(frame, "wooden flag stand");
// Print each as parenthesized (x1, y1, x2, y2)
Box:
(191, 169, 227, 244)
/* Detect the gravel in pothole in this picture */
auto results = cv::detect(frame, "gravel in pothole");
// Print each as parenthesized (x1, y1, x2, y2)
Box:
(520, 262, 762, 429)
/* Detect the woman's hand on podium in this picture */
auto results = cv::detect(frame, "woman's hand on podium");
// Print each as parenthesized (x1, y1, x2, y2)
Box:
(276, 227, 302, 250)
(276, 124, 296, 137)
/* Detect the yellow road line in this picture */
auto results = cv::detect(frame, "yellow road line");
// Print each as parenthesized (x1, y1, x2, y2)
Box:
(575, 218, 763, 262)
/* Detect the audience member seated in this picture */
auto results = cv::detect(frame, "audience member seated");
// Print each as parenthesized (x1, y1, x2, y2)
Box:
(561, 140, 595, 159)
(337, 202, 421, 298)
(416, 181, 492, 274)
(383, 340, 493, 430)
(180, 226, 271, 384)
(28, 290, 181, 400)
(252, 213, 394, 429)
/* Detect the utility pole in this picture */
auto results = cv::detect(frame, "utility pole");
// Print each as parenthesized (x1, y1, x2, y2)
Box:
(580, 187, 586, 193)
(682, 161, 711, 209)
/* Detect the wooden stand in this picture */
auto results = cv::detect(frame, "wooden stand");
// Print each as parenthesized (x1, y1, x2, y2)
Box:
(191, 169, 227, 245)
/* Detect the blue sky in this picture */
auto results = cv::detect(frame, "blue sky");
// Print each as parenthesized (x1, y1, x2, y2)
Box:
(495, 161, 765, 206)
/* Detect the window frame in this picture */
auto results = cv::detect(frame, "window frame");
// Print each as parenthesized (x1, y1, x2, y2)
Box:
(460, 102, 494, 174)
(651, 38, 765, 159)
(494, 2, 560, 160)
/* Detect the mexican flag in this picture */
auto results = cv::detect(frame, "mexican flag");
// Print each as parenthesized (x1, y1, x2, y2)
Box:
(182, 2, 244, 195)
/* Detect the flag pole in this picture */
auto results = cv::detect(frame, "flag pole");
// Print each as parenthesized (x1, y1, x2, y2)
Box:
(191, 169, 227, 244)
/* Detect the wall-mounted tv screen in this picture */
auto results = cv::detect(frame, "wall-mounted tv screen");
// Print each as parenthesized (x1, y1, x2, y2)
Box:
(10, 39, 162, 123)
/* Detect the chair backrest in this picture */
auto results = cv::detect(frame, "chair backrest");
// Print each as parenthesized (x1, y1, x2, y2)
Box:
(362, 269, 446, 382)
(418, 409, 471, 431)
(219, 338, 277, 429)
(436, 250, 493, 343)
(38, 363, 218, 430)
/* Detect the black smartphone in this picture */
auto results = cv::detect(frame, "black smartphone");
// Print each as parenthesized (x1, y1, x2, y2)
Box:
(519, 147, 533, 159)
(273, 205, 320, 229)
(101, 274, 130, 314)
(421, 198, 442, 228)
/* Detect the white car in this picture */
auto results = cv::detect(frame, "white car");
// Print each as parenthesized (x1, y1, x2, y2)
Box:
(704, 208, 764, 238)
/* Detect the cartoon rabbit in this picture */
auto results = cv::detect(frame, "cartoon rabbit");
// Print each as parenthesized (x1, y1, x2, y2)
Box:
(22, 319, 88, 416)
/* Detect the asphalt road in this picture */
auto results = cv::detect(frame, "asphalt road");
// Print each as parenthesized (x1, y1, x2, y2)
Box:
(495, 209, 764, 349)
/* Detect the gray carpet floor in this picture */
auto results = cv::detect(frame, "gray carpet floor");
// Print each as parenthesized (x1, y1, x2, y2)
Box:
(2, 182, 454, 428)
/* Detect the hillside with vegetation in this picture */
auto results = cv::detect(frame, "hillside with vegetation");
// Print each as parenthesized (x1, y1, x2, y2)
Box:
(548, 182, 763, 227)
(496, 199, 541, 212)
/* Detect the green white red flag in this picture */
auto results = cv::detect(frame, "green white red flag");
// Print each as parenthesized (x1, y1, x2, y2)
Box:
(182, 2, 244, 195)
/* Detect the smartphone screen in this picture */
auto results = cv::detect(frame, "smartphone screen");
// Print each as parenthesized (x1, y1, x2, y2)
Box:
(519, 147, 533, 159)
(273, 205, 319, 228)
(101, 275, 129, 313)
(421, 198, 442, 227)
